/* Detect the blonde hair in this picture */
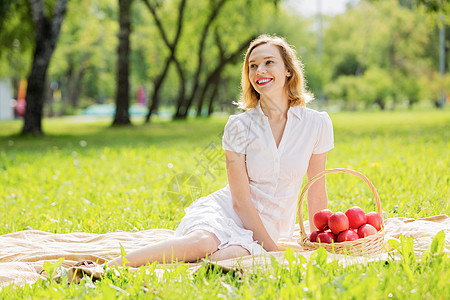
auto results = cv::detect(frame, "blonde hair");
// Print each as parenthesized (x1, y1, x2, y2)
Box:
(237, 34, 313, 110)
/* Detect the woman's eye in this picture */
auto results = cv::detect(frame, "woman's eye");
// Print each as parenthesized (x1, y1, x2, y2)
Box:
(250, 64, 257, 69)
(266, 60, 274, 65)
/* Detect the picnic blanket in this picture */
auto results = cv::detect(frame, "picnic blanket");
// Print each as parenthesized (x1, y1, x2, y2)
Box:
(1, 215, 449, 288)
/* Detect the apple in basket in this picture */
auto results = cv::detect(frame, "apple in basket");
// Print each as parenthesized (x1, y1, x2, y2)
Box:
(328, 212, 349, 235)
(309, 230, 322, 242)
(313, 209, 333, 231)
(358, 224, 378, 238)
(366, 212, 383, 231)
(317, 232, 336, 244)
(345, 206, 367, 229)
(337, 229, 359, 242)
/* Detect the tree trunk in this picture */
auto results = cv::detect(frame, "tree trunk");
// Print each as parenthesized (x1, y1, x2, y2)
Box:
(113, 0, 133, 126)
(71, 68, 85, 108)
(374, 98, 385, 110)
(46, 78, 54, 117)
(142, 0, 187, 123)
(207, 76, 220, 117)
(196, 69, 219, 117)
(63, 66, 85, 115)
(172, 58, 187, 120)
(433, 100, 443, 108)
(22, 41, 51, 134)
(22, 0, 69, 135)
(146, 55, 172, 122)
(65, 53, 90, 112)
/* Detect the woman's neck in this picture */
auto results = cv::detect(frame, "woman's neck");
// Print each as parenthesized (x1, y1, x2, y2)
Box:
(260, 95, 289, 120)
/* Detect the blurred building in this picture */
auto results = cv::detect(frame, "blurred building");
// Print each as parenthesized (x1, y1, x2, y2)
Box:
(0, 79, 14, 120)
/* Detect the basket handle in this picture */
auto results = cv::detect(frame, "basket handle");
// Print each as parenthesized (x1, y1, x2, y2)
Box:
(298, 168, 382, 240)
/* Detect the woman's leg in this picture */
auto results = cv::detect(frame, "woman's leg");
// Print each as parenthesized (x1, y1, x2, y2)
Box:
(209, 245, 250, 261)
(107, 230, 220, 267)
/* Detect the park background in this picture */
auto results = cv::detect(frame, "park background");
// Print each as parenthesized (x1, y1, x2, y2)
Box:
(0, 0, 448, 131)
(0, 0, 449, 298)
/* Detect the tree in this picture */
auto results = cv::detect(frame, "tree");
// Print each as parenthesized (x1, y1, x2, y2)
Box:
(322, 0, 435, 108)
(113, 0, 133, 125)
(195, 30, 256, 116)
(174, 0, 281, 119)
(48, 0, 116, 115)
(22, 0, 69, 135)
(141, 0, 187, 122)
(173, 0, 227, 119)
(138, 0, 281, 121)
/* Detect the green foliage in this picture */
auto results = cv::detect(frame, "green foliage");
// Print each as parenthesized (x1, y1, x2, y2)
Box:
(429, 230, 446, 254)
(0, 0, 33, 79)
(42, 257, 65, 283)
(320, 0, 445, 109)
(51, 0, 118, 104)
(119, 244, 130, 267)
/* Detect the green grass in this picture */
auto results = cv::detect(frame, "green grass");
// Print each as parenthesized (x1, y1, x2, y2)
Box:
(0, 110, 449, 298)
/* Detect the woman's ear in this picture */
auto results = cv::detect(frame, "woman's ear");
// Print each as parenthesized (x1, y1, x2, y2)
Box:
(287, 70, 292, 77)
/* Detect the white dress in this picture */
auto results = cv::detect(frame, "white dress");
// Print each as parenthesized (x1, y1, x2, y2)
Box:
(174, 103, 334, 254)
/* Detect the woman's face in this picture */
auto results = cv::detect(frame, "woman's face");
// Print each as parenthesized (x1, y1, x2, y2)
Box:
(248, 43, 290, 99)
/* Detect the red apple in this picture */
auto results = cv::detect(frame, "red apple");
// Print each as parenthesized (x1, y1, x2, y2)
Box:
(328, 212, 349, 235)
(317, 232, 336, 244)
(366, 212, 383, 231)
(345, 206, 367, 229)
(337, 229, 359, 242)
(358, 224, 378, 238)
(313, 209, 333, 231)
(309, 230, 322, 243)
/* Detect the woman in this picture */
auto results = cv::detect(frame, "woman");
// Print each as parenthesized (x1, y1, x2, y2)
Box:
(107, 34, 334, 267)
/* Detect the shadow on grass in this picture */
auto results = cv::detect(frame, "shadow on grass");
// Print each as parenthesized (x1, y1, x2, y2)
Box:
(0, 118, 228, 153)
(1, 110, 448, 153)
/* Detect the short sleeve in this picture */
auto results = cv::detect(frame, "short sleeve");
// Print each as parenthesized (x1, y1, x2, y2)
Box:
(312, 112, 334, 154)
(222, 114, 249, 154)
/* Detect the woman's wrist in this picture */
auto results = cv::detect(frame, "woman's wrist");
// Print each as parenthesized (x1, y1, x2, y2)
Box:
(261, 240, 279, 252)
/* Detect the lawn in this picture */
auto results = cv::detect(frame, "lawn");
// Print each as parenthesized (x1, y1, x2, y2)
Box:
(0, 110, 449, 298)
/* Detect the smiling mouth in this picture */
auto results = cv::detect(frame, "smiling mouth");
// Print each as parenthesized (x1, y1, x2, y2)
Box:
(256, 78, 273, 86)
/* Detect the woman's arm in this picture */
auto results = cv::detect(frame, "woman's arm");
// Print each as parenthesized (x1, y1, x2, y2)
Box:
(306, 152, 329, 232)
(225, 150, 279, 252)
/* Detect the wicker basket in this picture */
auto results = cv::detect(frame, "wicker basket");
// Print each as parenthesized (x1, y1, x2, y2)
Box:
(298, 168, 385, 256)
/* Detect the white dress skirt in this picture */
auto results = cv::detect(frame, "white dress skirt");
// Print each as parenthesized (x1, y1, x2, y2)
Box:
(174, 185, 265, 255)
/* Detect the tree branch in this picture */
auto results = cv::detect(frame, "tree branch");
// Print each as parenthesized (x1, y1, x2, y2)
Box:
(51, 0, 69, 36)
(28, 0, 45, 29)
(144, 0, 187, 121)
(183, 0, 228, 115)
(213, 27, 225, 60)
(141, 0, 172, 49)
(173, 0, 187, 46)
(196, 34, 256, 115)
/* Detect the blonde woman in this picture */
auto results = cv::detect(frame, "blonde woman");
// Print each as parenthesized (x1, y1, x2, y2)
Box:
(106, 34, 334, 267)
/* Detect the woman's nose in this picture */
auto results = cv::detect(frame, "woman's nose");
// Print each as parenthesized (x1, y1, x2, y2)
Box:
(256, 64, 266, 74)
